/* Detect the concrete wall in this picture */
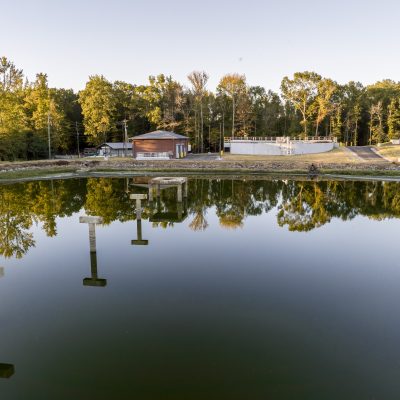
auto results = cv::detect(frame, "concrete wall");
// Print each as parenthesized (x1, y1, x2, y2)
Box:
(291, 141, 335, 154)
(230, 140, 335, 156)
(230, 141, 283, 155)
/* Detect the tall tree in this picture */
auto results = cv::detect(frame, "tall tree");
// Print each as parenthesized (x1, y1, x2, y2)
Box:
(0, 58, 27, 160)
(143, 74, 183, 132)
(281, 71, 321, 136)
(369, 102, 385, 144)
(218, 74, 247, 138)
(387, 98, 400, 140)
(78, 75, 116, 145)
(187, 71, 209, 152)
(24, 74, 66, 156)
(313, 78, 337, 135)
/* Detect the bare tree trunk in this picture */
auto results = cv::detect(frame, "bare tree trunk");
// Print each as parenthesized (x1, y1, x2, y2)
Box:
(354, 118, 358, 145)
(208, 124, 211, 152)
(232, 97, 235, 138)
(194, 108, 198, 153)
(222, 111, 225, 141)
(302, 105, 307, 136)
(200, 100, 204, 153)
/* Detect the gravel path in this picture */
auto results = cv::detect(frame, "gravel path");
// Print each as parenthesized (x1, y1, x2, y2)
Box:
(348, 146, 387, 161)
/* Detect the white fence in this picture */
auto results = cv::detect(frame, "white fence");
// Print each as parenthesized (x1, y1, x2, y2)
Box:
(225, 136, 337, 143)
(136, 152, 171, 160)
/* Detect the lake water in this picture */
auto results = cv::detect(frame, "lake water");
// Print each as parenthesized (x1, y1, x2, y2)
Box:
(1, 176, 400, 399)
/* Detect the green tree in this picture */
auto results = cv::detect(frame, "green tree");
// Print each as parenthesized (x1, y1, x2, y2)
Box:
(24, 73, 66, 157)
(369, 102, 385, 144)
(142, 74, 184, 132)
(312, 78, 337, 135)
(188, 71, 209, 152)
(0, 57, 27, 160)
(79, 75, 116, 145)
(281, 71, 321, 136)
(387, 98, 400, 140)
(217, 74, 247, 138)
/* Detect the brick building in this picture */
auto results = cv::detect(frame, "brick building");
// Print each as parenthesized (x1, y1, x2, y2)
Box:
(132, 131, 189, 159)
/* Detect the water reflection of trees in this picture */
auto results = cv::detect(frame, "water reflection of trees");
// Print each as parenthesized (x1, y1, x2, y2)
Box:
(1, 177, 400, 258)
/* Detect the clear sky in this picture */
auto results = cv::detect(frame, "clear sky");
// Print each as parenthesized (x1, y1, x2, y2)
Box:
(2, 0, 400, 92)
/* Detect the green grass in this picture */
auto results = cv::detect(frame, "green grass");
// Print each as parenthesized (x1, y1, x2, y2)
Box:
(0, 151, 399, 182)
(376, 145, 400, 161)
(0, 168, 77, 181)
(222, 148, 356, 164)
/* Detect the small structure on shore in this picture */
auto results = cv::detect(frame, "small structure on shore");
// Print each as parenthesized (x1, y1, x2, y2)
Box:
(225, 136, 337, 155)
(97, 142, 132, 157)
(131, 131, 189, 160)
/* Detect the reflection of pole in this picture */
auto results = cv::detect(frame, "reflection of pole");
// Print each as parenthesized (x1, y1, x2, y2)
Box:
(177, 202, 183, 220)
(148, 185, 154, 202)
(130, 194, 146, 213)
(0, 363, 15, 379)
(177, 184, 182, 202)
(132, 219, 148, 246)
(130, 194, 149, 245)
(79, 216, 106, 287)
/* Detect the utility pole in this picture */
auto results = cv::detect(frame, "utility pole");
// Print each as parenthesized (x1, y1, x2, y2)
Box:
(47, 112, 51, 159)
(75, 122, 80, 158)
(219, 122, 222, 156)
(123, 119, 128, 157)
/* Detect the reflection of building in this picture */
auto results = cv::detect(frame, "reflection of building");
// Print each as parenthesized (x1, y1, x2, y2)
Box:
(79, 216, 107, 287)
(0, 363, 14, 378)
(132, 131, 189, 159)
(128, 177, 189, 224)
(148, 177, 188, 223)
(150, 201, 188, 223)
(148, 177, 188, 202)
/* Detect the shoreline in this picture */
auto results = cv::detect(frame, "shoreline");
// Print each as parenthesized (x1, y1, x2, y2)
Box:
(1, 157, 400, 183)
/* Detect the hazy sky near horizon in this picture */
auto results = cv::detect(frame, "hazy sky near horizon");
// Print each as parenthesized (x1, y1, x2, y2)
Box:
(2, 0, 400, 92)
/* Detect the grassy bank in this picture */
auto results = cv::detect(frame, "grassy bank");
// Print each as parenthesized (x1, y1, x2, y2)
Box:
(0, 148, 399, 182)
(376, 144, 400, 161)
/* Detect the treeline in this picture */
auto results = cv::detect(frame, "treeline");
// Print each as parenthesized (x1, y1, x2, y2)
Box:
(2, 177, 400, 258)
(2, 56, 400, 160)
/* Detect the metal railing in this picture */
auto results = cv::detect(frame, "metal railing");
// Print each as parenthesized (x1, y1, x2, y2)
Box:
(224, 136, 337, 143)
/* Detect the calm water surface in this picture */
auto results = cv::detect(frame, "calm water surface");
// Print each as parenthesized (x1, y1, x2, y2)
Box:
(1, 176, 400, 399)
